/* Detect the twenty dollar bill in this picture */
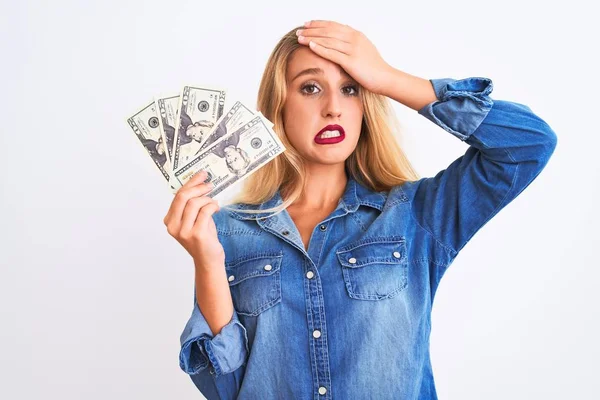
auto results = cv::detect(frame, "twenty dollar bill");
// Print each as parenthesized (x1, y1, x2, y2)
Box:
(172, 86, 226, 171)
(172, 115, 286, 197)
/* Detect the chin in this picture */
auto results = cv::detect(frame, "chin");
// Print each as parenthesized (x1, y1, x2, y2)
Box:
(309, 150, 354, 165)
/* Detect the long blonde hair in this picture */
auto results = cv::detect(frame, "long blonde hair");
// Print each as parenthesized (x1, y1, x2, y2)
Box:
(223, 25, 420, 216)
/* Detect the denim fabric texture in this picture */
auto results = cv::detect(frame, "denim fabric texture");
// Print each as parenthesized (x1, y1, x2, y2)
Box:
(178, 77, 558, 399)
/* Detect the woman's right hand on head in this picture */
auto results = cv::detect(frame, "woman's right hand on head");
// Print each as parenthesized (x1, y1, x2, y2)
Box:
(163, 170, 225, 268)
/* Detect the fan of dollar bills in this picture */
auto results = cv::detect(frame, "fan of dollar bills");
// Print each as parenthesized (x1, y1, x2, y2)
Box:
(127, 86, 286, 198)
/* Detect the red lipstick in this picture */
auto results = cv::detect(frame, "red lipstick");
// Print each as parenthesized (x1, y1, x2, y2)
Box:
(314, 124, 345, 145)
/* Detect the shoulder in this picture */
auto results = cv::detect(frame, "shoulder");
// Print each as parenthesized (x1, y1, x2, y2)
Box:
(384, 179, 423, 210)
(211, 205, 278, 267)
(212, 206, 258, 232)
(211, 205, 270, 251)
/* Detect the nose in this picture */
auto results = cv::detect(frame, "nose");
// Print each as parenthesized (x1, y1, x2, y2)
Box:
(322, 90, 342, 119)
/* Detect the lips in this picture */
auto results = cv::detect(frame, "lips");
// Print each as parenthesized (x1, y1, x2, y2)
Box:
(314, 124, 345, 145)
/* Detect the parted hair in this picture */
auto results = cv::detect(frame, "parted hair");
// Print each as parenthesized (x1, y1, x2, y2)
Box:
(222, 26, 420, 217)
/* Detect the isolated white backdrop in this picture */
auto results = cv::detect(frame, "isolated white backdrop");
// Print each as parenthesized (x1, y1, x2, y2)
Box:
(1, 0, 598, 399)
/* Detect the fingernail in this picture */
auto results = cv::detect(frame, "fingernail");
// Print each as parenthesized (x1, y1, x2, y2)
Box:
(298, 35, 305, 41)
(296, 29, 303, 36)
(304, 21, 310, 27)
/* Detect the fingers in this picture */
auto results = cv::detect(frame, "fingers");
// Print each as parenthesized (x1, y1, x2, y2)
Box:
(171, 182, 214, 225)
(182, 169, 211, 189)
(164, 171, 213, 227)
(192, 201, 220, 232)
(179, 195, 216, 236)
(298, 35, 352, 55)
(305, 40, 348, 65)
(297, 27, 352, 44)
(165, 172, 206, 223)
(304, 20, 353, 33)
(298, 20, 356, 62)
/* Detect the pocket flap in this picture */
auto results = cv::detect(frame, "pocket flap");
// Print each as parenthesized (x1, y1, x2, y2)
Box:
(225, 252, 283, 286)
(336, 236, 406, 268)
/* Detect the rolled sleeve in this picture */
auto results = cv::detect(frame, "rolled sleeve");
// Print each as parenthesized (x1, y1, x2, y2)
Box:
(179, 296, 249, 377)
(418, 77, 494, 140)
(410, 76, 557, 262)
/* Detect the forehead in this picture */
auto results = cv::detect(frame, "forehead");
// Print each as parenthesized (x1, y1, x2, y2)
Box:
(286, 47, 351, 80)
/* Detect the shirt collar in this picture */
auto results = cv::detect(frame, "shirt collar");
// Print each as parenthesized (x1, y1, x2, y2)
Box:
(227, 175, 388, 220)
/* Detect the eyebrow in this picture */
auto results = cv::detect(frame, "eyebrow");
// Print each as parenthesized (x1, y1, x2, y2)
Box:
(291, 67, 352, 82)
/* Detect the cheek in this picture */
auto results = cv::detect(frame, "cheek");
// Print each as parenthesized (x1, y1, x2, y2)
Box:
(350, 103, 364, 127)
(283, 100, 302, 139)
(349, 99, 364, 116)
(284, 98, 317, 132)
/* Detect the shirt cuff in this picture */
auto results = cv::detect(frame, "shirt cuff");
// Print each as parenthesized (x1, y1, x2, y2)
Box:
(179, 300, 249, 377)
(417, 77, 494, 141)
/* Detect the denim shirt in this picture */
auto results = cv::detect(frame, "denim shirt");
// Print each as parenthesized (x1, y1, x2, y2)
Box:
(178, 77, 558, 399)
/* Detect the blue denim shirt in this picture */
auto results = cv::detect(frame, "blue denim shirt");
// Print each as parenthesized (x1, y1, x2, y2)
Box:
(178, 77, 557, 399)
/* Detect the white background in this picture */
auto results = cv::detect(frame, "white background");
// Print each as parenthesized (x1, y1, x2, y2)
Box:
(1, 0, 598, 399)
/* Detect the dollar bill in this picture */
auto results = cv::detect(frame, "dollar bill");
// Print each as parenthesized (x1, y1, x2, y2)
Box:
(154, 94, 179, 177)
(127, 100, 172, 187)
(171, 115, 286, 198)
(196, 100, 256, 155)
(172, 85, 226, 171)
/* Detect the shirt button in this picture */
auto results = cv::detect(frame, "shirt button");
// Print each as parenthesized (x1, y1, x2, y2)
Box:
(318, 386, 327, 395)
(393, 251, 401, 258)
(264, 264, 272, 271)
(313, 329, 321, 338)
(281, 230, 290, 236)
(228, 275, 235, 282)
(319, 224, 327, 231)
(306, 271, 314, 279)
(348, 257, 357, 264)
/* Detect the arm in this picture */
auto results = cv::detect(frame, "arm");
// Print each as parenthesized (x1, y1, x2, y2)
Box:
(179, 264, 249, 399)
(379, 67, 438, 111)
(195, 261, 236, 337)
(296, 20, 557, 279)
(405, 76, 558, 258)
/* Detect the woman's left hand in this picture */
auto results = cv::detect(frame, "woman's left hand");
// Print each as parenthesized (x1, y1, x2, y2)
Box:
(296, 20, 393, 96)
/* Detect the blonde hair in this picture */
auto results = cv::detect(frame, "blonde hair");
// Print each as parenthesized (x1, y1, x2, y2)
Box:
(222, 25, 420, 217)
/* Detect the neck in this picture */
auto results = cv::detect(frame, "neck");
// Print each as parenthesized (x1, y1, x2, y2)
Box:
(289, 163, 348, 210)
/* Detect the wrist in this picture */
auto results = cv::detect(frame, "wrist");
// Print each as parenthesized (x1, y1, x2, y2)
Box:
(378, 65, 404, 98)
(193, 257, 225, 274)
(379, 67, 437, 111)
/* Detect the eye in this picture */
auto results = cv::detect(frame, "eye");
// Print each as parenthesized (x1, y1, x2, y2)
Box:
(300, 82, 320, 95)
(299, 82, 359, 97)
(342, 84, 359, 96)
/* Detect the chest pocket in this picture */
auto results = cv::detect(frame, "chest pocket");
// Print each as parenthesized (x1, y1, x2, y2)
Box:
(225, 252, 283, 316)
(336, 236, 408, 300)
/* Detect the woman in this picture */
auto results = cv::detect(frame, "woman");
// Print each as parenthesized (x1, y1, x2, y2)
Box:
(164, 20, 557, 399)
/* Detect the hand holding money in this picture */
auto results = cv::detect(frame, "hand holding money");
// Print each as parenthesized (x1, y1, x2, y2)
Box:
(163, 169, 224, 266)
(126, 85, 285, 199)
